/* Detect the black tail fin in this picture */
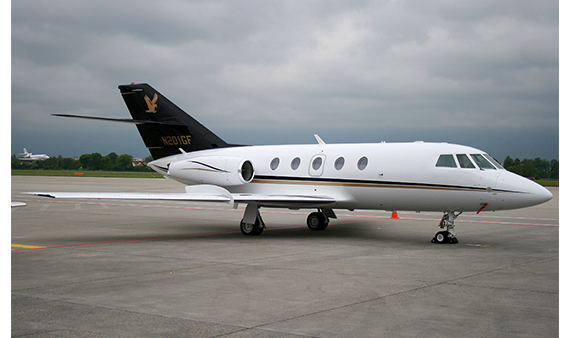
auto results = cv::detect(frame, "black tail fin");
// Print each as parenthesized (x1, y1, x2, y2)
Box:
(118, 83, 229, 159)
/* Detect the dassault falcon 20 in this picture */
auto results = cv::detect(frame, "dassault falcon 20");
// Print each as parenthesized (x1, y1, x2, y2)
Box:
(30, 83, 552, 243)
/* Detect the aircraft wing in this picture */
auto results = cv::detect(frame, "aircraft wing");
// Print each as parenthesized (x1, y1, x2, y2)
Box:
(26, 185, 233, 203)
(25, 184, 337, 207)
(27, 192, 234, 202)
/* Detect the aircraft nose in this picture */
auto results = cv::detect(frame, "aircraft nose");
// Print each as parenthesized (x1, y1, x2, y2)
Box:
(496, 172, 553, 210)
(528, 182, 553, 205)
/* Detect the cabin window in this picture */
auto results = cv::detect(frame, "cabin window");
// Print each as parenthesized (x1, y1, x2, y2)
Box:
(357, 156, 368, 170)
(456, 154, 475, 168)
(291, 157, 301, 170)
(270, 157, 280, 170)
(470, 154, 496, 170)
(312, 157, 323, 170)
(435, 154, 457, 168)
(334, 157, 345, 170)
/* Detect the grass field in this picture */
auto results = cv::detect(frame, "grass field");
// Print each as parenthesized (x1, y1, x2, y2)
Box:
(536, 179, 559, 187)
(11, 169, 558, 187)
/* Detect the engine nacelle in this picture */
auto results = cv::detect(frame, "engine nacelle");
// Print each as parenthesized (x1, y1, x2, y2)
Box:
(168, 156, 255, 186)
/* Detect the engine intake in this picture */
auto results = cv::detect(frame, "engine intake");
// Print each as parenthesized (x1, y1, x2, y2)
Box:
(168, 156, 255, 186)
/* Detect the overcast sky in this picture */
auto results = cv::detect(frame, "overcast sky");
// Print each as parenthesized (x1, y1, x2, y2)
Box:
(11, 0, 559, 161)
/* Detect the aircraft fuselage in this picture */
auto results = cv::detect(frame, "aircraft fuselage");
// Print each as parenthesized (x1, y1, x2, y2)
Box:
(149, 141, 552, 214)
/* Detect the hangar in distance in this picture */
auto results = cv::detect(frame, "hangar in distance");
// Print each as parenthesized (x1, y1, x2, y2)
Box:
(31, 83, 552, 244)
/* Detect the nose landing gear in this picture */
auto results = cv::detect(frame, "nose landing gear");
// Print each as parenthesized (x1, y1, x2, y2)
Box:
(432, 211, 462, 244)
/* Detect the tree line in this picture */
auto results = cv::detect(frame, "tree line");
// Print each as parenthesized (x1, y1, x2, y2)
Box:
(12, 152, 559, 179)
(502, 156, 558, 180)
(11, 152, 154, 172)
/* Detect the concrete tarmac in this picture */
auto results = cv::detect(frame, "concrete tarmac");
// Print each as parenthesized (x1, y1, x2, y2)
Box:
(11, 176, 559, 337)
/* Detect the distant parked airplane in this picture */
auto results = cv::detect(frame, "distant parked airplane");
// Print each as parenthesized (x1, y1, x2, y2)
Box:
(29, 83, 552, 243)
(16, 148, 49, 161)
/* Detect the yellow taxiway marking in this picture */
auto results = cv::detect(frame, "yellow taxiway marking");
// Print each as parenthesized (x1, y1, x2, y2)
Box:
(12, 244, 46, 250)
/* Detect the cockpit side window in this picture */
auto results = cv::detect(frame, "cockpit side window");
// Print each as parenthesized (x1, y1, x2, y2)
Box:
(436, 154, 457, 168)
(470, 154, 496, 169)
(456, 154, 475, 168)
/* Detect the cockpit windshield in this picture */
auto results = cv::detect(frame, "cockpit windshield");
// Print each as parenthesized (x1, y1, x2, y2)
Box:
(482, 154, 504, 169)
(470, 154, 496, 170)
(435, 153, 503, 170)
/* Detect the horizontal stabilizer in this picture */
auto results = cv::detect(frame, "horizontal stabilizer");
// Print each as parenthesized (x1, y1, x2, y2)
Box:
(52, 114, 184, 126)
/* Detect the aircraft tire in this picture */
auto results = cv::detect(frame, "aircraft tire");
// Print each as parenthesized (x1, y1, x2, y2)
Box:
(240, 219, 263, 236)
(432, 231, 449, 244)
(307, 212, 328, 231)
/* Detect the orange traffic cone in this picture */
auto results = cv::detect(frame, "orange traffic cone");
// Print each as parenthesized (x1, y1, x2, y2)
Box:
(390, 210, 399, 219)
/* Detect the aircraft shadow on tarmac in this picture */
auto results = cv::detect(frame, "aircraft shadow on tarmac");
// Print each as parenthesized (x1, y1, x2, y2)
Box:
(33, 220, 442, 248)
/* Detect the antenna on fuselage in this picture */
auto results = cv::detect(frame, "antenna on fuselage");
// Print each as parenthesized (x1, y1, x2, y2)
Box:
(314, 134, 326, 145)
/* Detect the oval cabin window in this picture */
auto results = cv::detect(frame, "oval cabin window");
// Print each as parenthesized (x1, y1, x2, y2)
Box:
(357, 156, 368, 170)
(312, 157, 323, 170)
(334, 157, 345, 170)
(270, 157, 280, 170)
(291, 157, 301, 170)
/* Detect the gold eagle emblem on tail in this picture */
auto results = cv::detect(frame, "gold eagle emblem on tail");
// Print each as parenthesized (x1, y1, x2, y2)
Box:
(144, 93, 158, 113)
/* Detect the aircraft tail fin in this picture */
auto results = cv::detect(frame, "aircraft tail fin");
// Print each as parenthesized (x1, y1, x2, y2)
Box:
(118, 83, 230, 159)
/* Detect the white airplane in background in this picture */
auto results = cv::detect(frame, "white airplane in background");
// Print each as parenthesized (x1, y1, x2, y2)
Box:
(30, 83, 552, 244)
(16, 148, 49, 161)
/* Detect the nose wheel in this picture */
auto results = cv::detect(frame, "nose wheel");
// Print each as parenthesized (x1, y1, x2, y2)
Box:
(432, 212, 461, 244)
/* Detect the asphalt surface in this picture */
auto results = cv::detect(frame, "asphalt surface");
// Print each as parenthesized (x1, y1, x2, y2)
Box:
(11, 176, 559, 337)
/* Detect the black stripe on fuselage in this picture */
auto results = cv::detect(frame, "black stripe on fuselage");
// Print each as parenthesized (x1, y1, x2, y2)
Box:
(187, 161, 229, 173)
(252, 175, 522, 194)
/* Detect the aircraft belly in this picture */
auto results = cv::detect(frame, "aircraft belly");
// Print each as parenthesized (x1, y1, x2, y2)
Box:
(346, 186, 497, 212)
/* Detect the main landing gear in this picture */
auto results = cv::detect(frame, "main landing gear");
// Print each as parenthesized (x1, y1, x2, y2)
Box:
(240, 205, 336, 236)
(306, 208, 336, 231)
(431, 211, 462, 244)
(240, 204, 265, 236)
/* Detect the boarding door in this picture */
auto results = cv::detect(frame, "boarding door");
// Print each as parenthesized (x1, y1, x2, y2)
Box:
(309, 154, 326, 177)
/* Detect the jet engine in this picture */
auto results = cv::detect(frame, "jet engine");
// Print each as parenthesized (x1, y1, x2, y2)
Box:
(167, 156, 255, 186)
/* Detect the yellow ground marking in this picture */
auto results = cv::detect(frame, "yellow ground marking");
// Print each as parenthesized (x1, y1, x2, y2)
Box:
(11, 244, 46, 250)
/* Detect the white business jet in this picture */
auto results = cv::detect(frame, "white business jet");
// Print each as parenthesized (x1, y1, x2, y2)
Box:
(16, 148, 49, 161)
(33, 83, 552, 244)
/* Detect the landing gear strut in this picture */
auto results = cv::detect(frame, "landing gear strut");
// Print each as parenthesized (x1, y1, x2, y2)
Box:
(306, 208, 336, 231)
(240, 204, 265, 236)
(239, 206, 336, 236)
(431, 211, 461, 244)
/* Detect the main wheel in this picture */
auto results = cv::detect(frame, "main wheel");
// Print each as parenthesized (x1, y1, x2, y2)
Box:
(307, 212, 328, 231)
(240, 218, 263, 236)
